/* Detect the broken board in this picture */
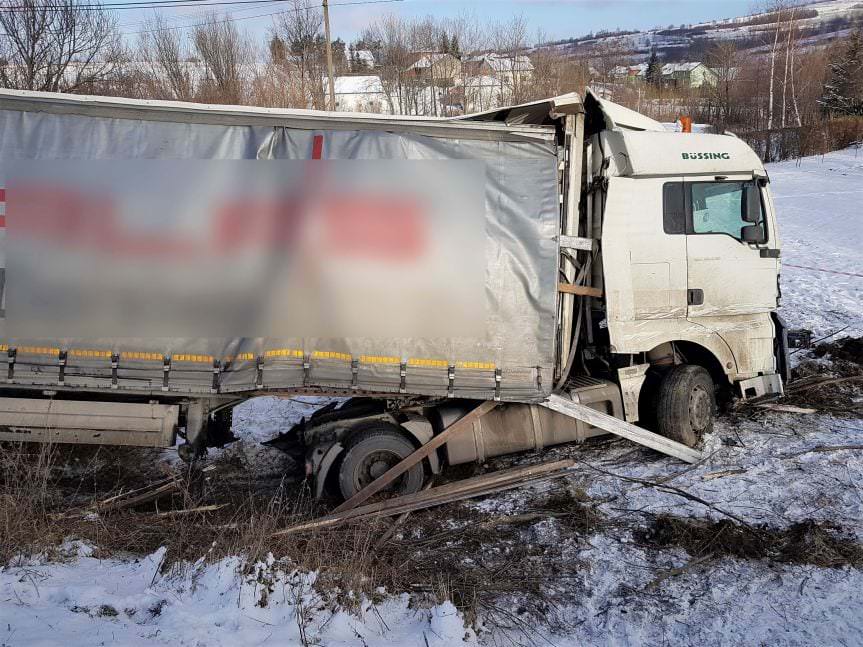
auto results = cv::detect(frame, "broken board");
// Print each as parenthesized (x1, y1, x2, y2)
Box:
(541, 393, 703, 464)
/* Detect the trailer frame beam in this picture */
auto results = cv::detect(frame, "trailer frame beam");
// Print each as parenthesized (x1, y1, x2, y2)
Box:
(541, 393, 703, 463)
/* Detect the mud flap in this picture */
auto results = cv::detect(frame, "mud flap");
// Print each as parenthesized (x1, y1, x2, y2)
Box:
(771, 312, 791, 385)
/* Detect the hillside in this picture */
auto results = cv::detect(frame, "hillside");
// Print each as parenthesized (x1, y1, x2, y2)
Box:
(544, 0, 863, 61)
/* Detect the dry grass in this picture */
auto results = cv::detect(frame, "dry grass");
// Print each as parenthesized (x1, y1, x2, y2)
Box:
(635, 515, 863, 568)
(11, 433, 863, 641)
(0, 442, 60, 563)
(0, 442, 603, 631)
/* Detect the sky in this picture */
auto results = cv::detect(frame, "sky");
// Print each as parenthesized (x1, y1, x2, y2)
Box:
(116, 0, 761, 44)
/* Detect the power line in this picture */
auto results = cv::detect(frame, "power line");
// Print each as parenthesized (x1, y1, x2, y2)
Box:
(12, 0, 294, 10)
(0, 0, 400, 13)
(117, 1, 267, 28)
(123, 0, 401, 34)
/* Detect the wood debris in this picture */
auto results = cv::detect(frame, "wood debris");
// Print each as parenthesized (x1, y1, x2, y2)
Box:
(273, 458, 576, 536)
(755, 403, 817, 414)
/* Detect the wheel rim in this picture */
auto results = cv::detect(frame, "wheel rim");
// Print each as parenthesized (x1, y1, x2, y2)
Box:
(688, 384, 712, 432)
(355, 450, 405, 491)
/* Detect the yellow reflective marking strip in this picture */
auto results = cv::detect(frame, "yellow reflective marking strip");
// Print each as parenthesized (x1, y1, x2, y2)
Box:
(223, 352, 255, 362)
(312, 351, 351, 362)
(69, 349, 113, 359)
(17, 346, 60, 356)
(174, 354, 214, 363)
(264, 348, 304, 359)
(359, 355, 401, 365)
(456, 361, 496, 371)
(408, 358, 449, 368)
(121, 352, 164, 361)
(0, 344, 496, 372)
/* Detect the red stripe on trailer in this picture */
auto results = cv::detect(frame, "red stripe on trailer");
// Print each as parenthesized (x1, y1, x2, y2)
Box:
(0, 216, 5, 228)
(311, 134, 324, 160)
(0, 188, 5, 202)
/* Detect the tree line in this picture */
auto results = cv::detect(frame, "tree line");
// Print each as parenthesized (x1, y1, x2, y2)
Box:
(0, 0, 860, 159)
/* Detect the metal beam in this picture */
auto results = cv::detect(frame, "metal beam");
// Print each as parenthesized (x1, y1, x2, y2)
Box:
(540, 394, 703, 464)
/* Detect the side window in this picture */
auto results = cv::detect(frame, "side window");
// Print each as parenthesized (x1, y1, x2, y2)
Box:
(690, 181, 762, 240)
(662, 182, 686, 235)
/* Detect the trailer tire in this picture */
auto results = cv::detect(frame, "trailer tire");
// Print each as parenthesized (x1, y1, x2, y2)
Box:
(338, 423, 425, 501)
(655, 364, 714, 448)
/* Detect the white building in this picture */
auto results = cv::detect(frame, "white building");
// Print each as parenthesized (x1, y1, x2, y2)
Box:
(328, 75, 390, 113)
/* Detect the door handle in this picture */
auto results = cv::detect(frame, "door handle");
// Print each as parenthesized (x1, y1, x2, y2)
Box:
(687, 289, 704, 306)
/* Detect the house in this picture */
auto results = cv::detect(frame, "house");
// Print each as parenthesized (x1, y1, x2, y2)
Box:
(612, 61, 717, 89)
(345, 45, 375, 71)
(326, 75, 390, 113)
(405, 53, 461, 84)
(661, 62, 717, 88)
(612, 63, 648, 83)
(462, 53, 534, 84)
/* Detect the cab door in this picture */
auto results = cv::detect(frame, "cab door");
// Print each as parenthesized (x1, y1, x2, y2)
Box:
(683, 177, 779, 318)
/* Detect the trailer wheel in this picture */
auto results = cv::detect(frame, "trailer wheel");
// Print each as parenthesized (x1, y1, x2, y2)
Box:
(338, 423, 425, 501)
(655, 364, 715, 448)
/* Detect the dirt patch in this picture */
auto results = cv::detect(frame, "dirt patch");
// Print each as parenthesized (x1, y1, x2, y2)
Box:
(813, 336, 863, 367)
(771, 336, 863, 415)
(635, 515, 863, 568)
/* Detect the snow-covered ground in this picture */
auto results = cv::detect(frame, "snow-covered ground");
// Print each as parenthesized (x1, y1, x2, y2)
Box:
(2, 148, 862, 646)
(771, 146, 863, 337)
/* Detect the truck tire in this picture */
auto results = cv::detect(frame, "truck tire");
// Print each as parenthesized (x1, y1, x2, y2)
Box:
(338, 423, 425, 501)
(655, 364, 714, 448)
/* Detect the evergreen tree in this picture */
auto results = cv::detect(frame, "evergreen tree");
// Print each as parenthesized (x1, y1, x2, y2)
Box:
(645, 47, 662, 86)
(450, 33, 461, 59)
(820, 29, 863, 116)
(440, 32, 451, 55)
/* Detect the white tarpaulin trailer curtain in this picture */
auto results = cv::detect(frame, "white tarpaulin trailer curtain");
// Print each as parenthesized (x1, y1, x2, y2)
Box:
(0, 91, 561, 402)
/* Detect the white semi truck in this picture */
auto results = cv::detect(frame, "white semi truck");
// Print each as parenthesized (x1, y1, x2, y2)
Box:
(0, 88, 790, 500)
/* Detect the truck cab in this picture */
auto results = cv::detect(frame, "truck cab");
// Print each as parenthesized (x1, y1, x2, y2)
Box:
(585, 93, 783, 397)
(575, 91, 786, 445)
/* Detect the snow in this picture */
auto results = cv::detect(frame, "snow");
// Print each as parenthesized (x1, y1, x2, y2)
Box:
(539, 534, 863, 646)
(770, 146, 863, 336)
(2, 147, 862, 645)
(1, 546, 472, 646)
(331, 75, 384, 96)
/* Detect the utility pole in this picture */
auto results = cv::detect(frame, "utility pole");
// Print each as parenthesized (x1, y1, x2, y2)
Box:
(322, 0, 336, 111)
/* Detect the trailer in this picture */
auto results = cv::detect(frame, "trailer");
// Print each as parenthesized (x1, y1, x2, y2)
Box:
(0, 88, 788, 499)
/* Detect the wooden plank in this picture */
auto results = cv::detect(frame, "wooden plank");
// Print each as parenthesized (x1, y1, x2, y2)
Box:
(274, 458, 575, 535)
(332, 400, 500, 514)
(156, 503, 229, 517)
(559, 235, 596, 252)
(93, 480, 181, 512)
(755, 403, 817, 414)
(558, 283, 603, 298)
(541, 394, 702, 464)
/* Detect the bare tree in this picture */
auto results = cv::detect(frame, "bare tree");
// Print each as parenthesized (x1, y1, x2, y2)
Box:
(0, 0, 124, 93)
(361, 14, 414, 114)
(137, 14, 193, 101)
(273, 0, 326, 109)
(192, 13, 251, 104)
(706, 41, 742, 131)
(489, 14, 531, 105)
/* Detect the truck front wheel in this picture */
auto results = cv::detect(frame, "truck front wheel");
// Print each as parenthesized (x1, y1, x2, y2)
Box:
(338, 423, 425, 501)
(655, 364, 715, 448)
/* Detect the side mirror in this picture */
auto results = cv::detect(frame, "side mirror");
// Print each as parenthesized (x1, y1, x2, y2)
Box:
(741, 224, 767, 244)
(743, 185, 762, 223)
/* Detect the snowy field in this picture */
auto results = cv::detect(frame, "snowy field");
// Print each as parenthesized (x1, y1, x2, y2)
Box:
(771, 146, 863, 337)
(1, 148, 862, 646)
